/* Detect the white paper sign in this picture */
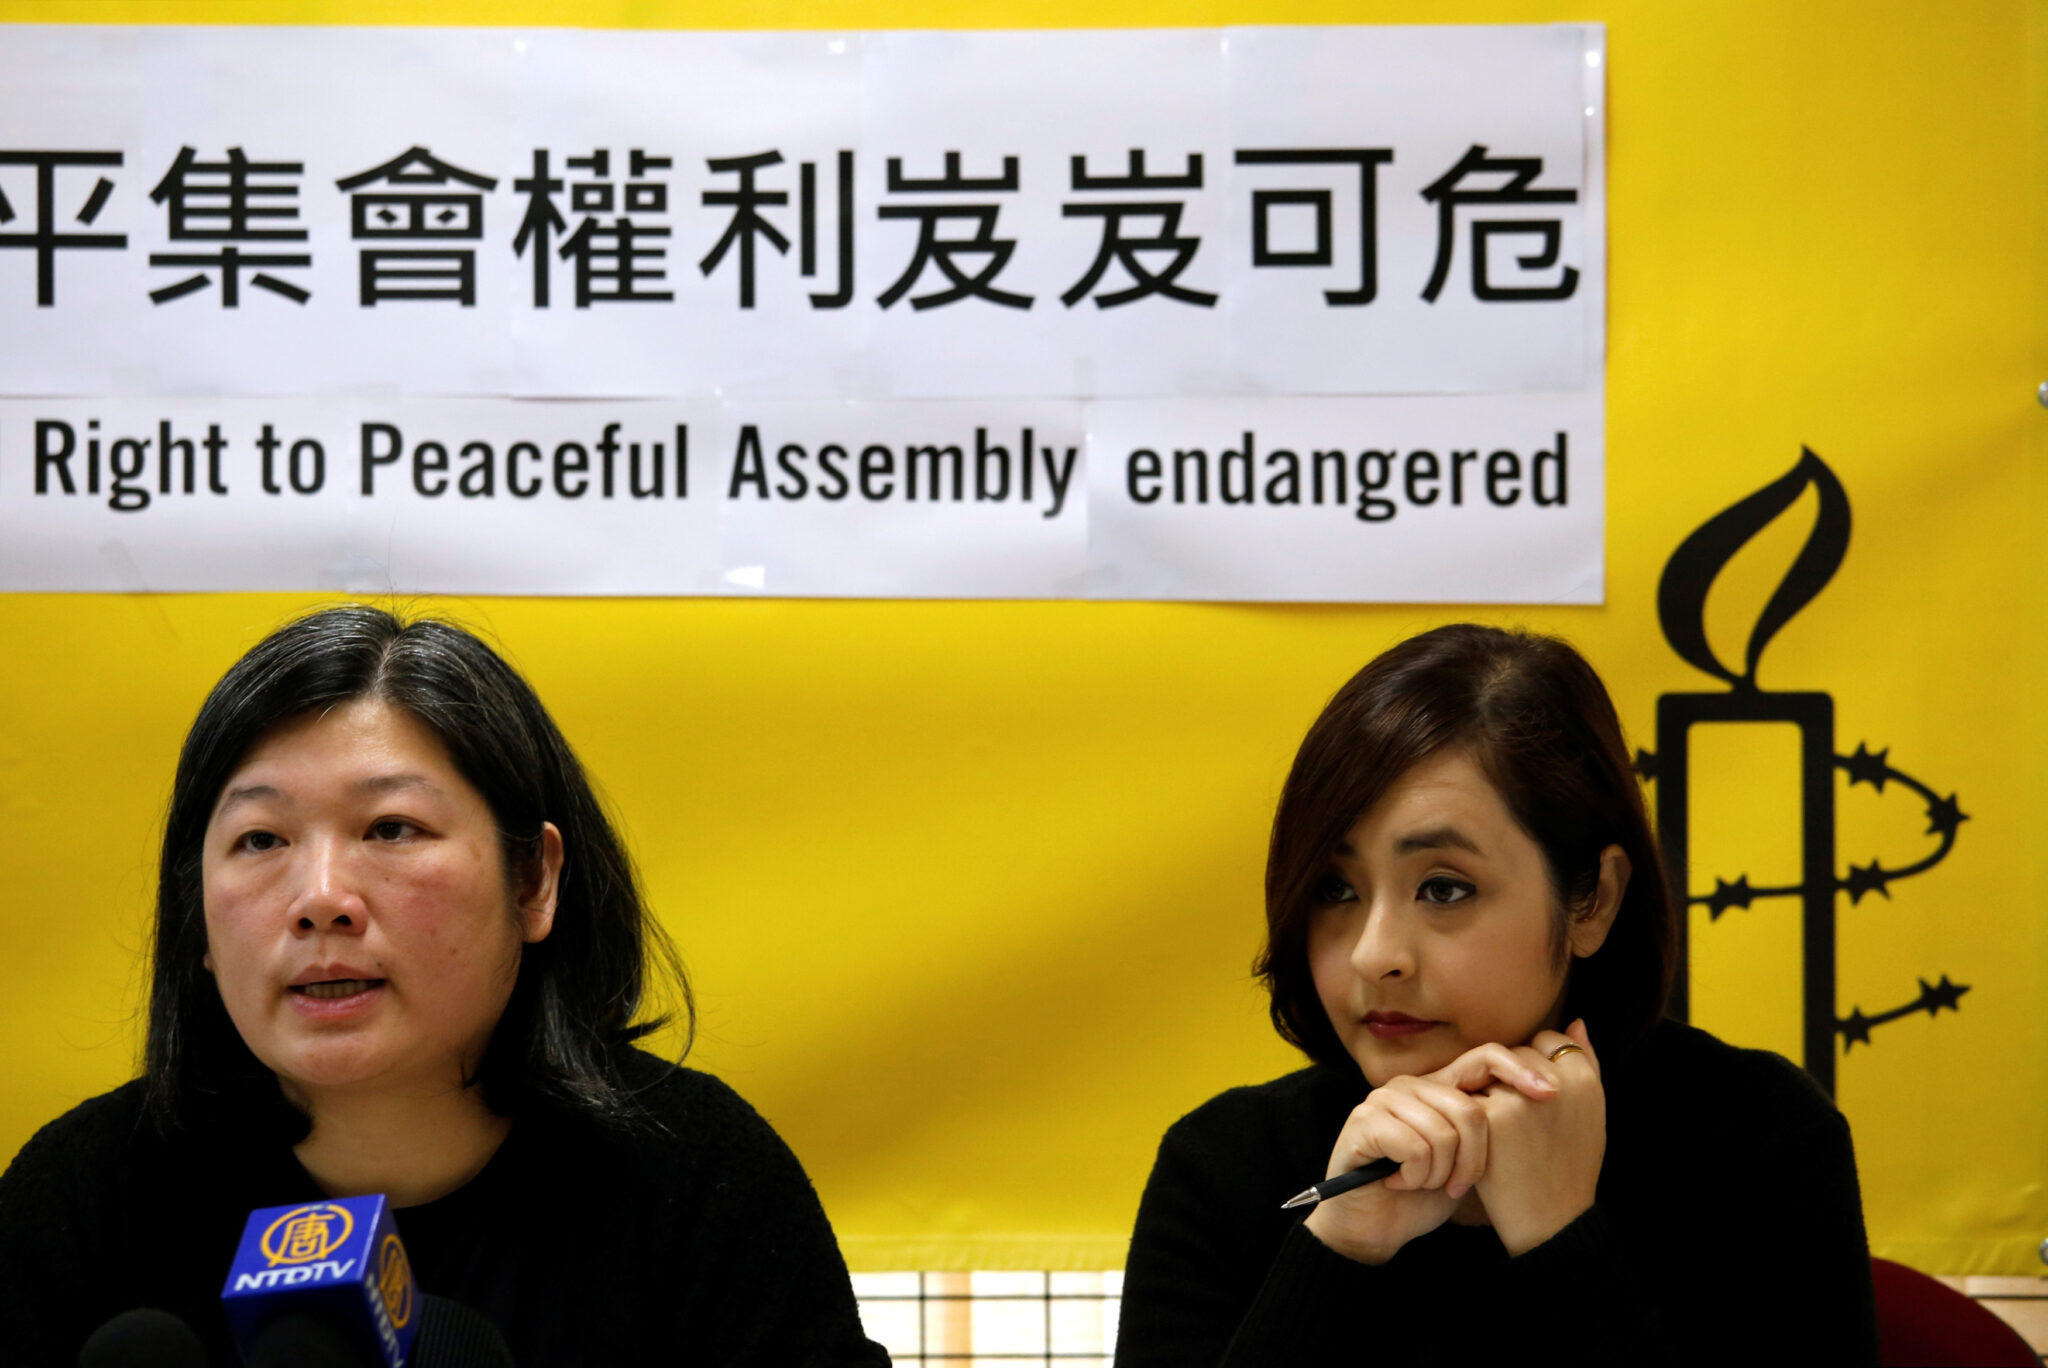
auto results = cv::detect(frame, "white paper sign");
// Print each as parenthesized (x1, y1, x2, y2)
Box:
(0, 24, 1605, 603)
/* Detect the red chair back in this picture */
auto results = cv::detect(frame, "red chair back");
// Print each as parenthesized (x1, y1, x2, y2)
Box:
(1872, 1257, 2037, 1368)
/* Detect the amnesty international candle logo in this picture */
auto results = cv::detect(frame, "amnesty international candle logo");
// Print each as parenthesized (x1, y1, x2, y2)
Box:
(1638, 448, 1969, 1096)
(259, 1203, 357, 1267)
(378, 1233, 414, 1328)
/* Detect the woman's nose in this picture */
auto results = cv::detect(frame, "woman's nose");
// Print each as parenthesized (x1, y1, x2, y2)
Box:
(287, 838, 369, 933)
(1347, 902, 1416, 980)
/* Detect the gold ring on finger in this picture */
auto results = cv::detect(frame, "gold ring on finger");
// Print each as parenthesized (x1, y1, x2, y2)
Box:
(1546, 1043, 1586, 1063)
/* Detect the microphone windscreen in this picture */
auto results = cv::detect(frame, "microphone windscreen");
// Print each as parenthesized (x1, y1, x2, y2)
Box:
(246, 1310, 374, 1368)
(76, 1309, 208, 1368)
(414, 1294, 517, 1367)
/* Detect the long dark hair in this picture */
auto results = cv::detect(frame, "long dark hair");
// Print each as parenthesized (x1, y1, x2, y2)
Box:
(144, 605, 690, 1134)
(1255, 624, 1674, 1070)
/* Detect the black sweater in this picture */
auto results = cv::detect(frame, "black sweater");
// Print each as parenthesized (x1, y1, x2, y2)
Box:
(1115, 1020, 1879, 1366)
(0, 1050, 889, 1366)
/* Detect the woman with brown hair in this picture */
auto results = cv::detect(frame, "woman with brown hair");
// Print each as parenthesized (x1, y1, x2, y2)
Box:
(1115, 624, 1877, 1365)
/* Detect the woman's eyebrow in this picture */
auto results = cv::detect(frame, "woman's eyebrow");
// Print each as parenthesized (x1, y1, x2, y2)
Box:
(213, 774, 440, 817)
(1393, 825, 1483, 856)
(214, 783, 281, 817)
(350, 773, 442, 798)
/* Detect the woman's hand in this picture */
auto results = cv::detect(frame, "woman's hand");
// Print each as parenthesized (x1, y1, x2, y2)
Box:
(1474, 1019, 1607, 1256)
(1304, 1043, 1559, 1265)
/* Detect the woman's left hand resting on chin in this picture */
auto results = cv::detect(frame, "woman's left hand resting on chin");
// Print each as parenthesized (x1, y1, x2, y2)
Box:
(1474, 1019, 1607, 1256)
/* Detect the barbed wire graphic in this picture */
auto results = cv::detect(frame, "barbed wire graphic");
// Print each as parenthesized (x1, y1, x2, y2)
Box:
(1637, 739, 1971, 1051)
(1838, 975, 1969, 1052)
(1636, 743, 1967, 916)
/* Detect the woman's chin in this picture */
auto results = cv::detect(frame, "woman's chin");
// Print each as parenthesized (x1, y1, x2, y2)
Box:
(268, 1044, 394, 1097)
(1350, 1036, 1462, 1088)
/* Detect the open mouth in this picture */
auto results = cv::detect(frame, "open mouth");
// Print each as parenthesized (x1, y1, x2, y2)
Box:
(291, 979, 385, 999)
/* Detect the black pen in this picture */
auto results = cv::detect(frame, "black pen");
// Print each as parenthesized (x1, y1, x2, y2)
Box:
(1279, 1156, 1401, 1210)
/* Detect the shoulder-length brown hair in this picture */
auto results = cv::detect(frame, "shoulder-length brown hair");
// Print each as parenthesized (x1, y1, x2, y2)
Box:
(1255, 623, 1675, 1070)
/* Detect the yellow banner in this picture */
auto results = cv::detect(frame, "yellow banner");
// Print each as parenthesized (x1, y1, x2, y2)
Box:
(0, 0, 2041, 1276)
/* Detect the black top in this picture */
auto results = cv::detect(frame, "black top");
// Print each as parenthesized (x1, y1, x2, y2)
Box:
(1116, 1020, 1879, 1367)
(0, 1050, 889, 1366)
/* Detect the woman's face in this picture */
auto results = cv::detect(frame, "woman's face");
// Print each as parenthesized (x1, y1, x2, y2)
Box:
(201, 698, 558, 1104)
(1306, 748, 1609, 1088)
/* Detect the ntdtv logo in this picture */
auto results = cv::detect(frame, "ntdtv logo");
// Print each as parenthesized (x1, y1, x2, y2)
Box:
(260, 1203, 356, 1267)
(231, 1260, 359, 1291)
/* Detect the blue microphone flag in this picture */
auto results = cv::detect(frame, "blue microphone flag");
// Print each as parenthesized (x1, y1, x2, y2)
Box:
(221, 1194, 418, 1367)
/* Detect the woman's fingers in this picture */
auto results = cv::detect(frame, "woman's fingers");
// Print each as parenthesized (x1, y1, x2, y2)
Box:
(1326, 1028, 1603, 1209)
(1370, 1087, 1465, 1192)
(1432, 1041, 1558, 1100)
(1529, 1020, 1602, 1079)
(1331, 1108, 1433, 1190)
(1333, 1077, 1490, 1194)
(1384, 1115, 1438, 1193)
(1402, 1077, 1489, 1197)
(1566, 1018, 1600, 1072)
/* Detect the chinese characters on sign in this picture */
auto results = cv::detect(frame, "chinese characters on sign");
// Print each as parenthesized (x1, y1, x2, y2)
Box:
(11, 141, 1578, 316)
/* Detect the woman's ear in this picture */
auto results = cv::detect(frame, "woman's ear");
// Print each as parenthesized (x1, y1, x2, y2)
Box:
(516, 822, 564, 944)
(1570, 844, 1630, 958)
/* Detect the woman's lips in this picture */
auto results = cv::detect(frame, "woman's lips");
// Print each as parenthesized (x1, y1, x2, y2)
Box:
(287, 979, 387, 1019)
(1363, 1014, 1439, 1040)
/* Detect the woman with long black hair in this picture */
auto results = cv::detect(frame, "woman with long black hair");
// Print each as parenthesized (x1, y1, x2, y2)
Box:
(0, 605, 886, 1365)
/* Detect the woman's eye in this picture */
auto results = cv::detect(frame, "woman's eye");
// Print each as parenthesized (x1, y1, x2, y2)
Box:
(1419, 876, 1475, 906)
(368, 819, 418, 842)
(234, 830, 283, 853)
(1313, 873, 1358, 904)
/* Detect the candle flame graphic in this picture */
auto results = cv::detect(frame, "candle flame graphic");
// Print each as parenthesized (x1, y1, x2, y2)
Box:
(1656, 448, 1851, 692)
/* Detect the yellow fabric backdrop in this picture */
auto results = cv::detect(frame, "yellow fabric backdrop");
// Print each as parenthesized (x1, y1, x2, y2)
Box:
(1, 0, 2040, 1275)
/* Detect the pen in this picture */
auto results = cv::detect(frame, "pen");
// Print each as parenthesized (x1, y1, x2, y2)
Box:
(1279, 1156, 1401, 1210)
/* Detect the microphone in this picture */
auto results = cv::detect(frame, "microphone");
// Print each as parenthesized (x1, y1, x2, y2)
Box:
(220, 1195, 417, 1367)
(246, 1311, 370, 1368)
(76, 1308, 208, 1368)
(413, 1296, 515, 1367)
